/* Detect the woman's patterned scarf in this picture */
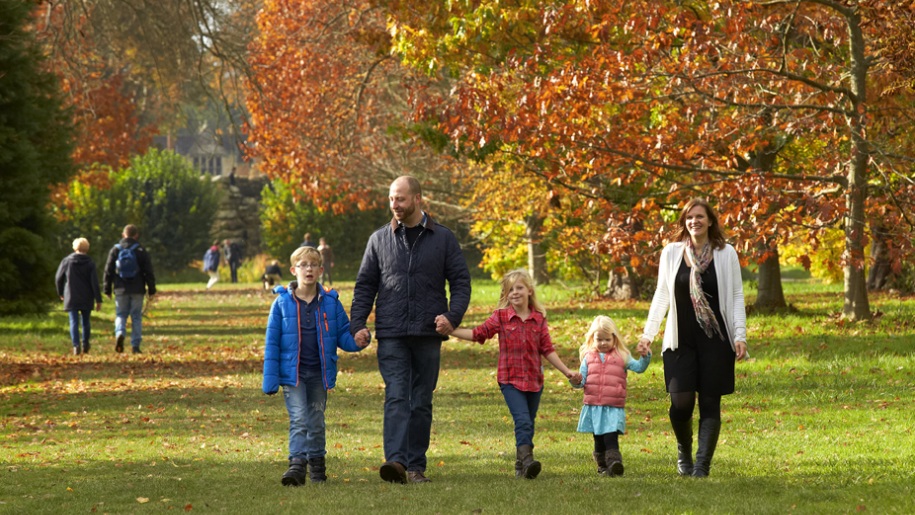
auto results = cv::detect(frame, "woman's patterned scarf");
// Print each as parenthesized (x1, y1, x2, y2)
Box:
(685, 240, 723, 339)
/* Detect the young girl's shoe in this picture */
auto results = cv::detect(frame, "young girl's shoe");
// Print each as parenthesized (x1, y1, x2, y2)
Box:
(604, 449, 624, 477)
(592, 451, 607, 475)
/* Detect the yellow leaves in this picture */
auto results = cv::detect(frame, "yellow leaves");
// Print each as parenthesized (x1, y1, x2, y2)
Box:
(137, 497, 150, 504)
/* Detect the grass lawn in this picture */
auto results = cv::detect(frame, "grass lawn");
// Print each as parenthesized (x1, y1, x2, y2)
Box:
(1, 278, 914, 514)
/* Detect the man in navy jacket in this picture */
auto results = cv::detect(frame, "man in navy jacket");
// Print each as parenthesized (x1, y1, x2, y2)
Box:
(351, 176, 471, 484)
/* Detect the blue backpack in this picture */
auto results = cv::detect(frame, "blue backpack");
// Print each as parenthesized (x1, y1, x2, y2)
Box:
(115, 243, 141, 279)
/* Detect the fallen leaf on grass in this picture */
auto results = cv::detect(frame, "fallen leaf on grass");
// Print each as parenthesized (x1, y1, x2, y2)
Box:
(137, 497, 149, 503)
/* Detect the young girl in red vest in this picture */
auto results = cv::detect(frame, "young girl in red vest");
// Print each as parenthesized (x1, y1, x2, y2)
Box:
(444, 269, 581, 479)
(574, 315, 651, 476)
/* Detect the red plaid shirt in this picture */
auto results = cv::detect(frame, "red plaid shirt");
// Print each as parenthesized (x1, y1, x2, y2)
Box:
(471, 307, 556, 392)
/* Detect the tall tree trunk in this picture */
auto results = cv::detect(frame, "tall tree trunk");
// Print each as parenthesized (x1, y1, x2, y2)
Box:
(525, 214, 549, 285)
(754, 243, 787, 310)
(604, 267, 641, 300)
(842, 9, 871, 320)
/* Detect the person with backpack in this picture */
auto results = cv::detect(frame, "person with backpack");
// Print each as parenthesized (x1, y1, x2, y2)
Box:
(104, 224, 156, 354)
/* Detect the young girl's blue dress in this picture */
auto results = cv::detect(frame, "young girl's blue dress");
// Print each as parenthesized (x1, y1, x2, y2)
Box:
(576, 352, 651, 434)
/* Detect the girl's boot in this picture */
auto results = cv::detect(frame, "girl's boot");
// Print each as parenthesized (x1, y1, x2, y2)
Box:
(604, 449, 624, 477)
(517, 445, 541, 479)
(670, 417, 694, 476)
(281, 458, 307, 486)
(592, 451, 607, 475)
(692, 418, 721, 478)
(308, 456, 327, 483)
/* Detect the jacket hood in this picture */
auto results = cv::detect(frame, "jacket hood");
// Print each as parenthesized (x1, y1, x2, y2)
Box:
(70, 252, 93, 264)
(274, 282, 337, 300)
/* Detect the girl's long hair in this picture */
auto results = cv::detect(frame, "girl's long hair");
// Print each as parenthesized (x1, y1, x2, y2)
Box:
(579, 315, 631, 362)
(670, 198, 727, 250)
(496, 269, 545, 315)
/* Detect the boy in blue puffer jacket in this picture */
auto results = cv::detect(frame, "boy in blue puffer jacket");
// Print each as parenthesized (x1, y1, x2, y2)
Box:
(263, 246, 369, 486)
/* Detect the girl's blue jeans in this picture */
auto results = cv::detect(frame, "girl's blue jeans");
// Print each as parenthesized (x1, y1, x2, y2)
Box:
(499, 383, 543, 448)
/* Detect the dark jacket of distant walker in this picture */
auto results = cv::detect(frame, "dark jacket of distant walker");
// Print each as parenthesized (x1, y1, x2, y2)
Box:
(56, 252, 103, 311)
(350, 215, 472, 340)
(103, 237, 157, 296)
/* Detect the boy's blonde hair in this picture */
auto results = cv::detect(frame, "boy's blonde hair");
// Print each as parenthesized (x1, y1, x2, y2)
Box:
(289, 246, 322, 267)
(579, 315, 631, 362)
(496, 269, 545, 315)
(72, 237, 90, 253)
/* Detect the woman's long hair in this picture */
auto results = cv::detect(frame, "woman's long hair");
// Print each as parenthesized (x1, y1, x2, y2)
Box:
(670, 198, 727, 249)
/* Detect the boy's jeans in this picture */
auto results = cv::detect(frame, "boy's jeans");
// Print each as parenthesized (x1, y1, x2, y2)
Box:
(114, 293, 145, 349)
(499, 383, 543, 448)
(283, 368, 327, 460)
(68, 309, 91, 347)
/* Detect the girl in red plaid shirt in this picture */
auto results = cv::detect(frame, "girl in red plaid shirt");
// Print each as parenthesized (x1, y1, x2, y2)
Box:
(445, 269, 581, 479)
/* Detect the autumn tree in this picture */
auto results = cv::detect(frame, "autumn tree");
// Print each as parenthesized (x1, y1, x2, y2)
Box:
(0, 0, 75, 314)
(383, 0, 915, 318)
(245, 0, 462, 218)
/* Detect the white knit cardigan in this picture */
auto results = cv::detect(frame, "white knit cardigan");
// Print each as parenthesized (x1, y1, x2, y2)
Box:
(640, 242, 747, 353)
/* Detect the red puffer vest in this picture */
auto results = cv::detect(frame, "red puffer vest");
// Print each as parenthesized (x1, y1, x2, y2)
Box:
(583, 351, 628, 407)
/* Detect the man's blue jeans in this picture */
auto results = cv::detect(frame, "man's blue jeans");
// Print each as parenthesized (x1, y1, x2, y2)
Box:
(499, 383, 543, 448)
(68, 309, 91, 348)
(377, 336, 441, 472)
(282, 368, 328, 460)
(114, 293, 145, 349)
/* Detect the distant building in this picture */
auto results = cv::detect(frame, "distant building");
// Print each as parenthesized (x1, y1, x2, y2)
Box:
(152, 133, 260, 178)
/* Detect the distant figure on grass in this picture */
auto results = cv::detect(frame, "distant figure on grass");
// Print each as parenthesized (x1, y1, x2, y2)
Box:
(262, 259, 283, 290)
(317, 237, 334, 286)
(573, 315, 651, 477)
(103, 224, 156, 354)
(202, 242, 220, 290)
(637, 198, 748, 478)
(55, 237, 103, 356)
(444, 269, 581, 479)
(262, 246, 369, 486)
(299, 232, 317, 248)
(223, 239, 243, 284)
(351, 175, 472, 484)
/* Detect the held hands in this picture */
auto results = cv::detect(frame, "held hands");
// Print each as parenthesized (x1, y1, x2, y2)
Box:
(434, 314, 454, 336)
(354, 328, 371, 348)
(636, 338, 651, 358)
(565, 370, 583, 387)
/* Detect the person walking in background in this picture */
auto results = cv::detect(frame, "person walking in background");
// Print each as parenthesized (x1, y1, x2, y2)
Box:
(104, 224, 156, 354)
(203, 242, 220, 290)
(299, 232, 317, 248)
(637, 198, 748, 478)
(317, 237, 334, 286)
(55, 237, 103, 355)
(350, 176, 472, 484)
(262, 246, 368, 486)
(445, 269, 580, 479)
(262, 259, 283, 290)
(223, 239, 243, 284)
(573, 315, 651, 477)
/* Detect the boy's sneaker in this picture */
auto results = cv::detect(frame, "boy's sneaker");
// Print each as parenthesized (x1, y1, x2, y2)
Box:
(281, 458, 308, 486)
(379, 461, 407, 484)
(115, 334, 124, 353)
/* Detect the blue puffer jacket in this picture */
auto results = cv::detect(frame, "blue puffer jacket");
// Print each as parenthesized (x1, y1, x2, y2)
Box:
(262, 284, 362, 394)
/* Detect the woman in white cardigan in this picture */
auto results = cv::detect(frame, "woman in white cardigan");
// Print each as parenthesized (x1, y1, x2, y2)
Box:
(637, 199, 748, 478)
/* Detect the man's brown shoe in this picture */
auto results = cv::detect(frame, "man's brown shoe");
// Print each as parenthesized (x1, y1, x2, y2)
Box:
(407, 471, 431, 483)
(379, 461, 407, 484)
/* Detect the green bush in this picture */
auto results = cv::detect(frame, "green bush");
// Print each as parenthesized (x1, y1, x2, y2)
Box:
(259, 180, 390, 279)
(57, 149, 220, 274)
